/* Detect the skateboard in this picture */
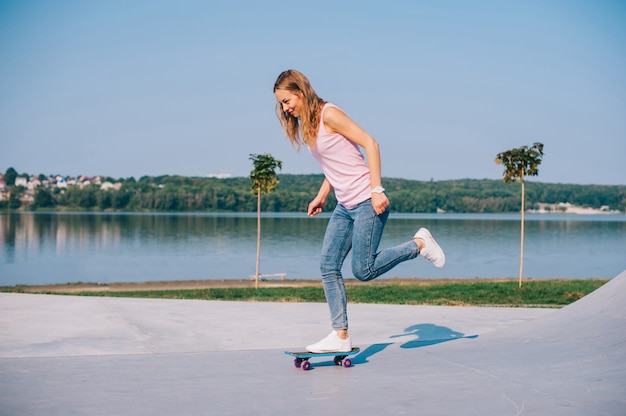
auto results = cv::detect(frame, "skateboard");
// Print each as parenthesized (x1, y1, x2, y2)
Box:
(284, 347, 360, 371)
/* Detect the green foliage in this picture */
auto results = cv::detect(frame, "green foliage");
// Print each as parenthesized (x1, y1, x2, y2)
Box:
(495, 142, 544, 183)
(33, 188, 55, 208)
(3, 167, 18, 186)
(249, 153, 282, 195)
(8, 189, 22, 209)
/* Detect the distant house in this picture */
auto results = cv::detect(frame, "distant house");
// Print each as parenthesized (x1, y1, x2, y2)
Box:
(207, 171, 232, 179)
(26, 177, 41, 190)
(56, 177, 68, 189)
(100, 181, 122, 191)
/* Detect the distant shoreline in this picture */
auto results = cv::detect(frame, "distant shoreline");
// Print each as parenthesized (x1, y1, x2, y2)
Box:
(530, 202, 621, 215)
(2, 174, 623, 214)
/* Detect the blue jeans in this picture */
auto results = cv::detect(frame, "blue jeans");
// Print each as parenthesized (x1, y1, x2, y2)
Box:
(320, 199, 419, 330)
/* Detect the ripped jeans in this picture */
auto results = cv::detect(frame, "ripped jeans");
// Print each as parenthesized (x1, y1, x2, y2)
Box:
(320, 199, 419, 330)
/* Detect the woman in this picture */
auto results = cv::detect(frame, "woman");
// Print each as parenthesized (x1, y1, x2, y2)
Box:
(273, 69, 445, 353)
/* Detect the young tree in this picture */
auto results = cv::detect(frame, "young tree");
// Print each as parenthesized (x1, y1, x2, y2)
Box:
(4, 167, 18, 186)
(34, 188, 56, 209)
(249, 153, 283, 288)
(495, 142, 544, 288)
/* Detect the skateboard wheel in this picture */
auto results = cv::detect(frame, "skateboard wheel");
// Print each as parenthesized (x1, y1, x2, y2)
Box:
(333, 356, 343, 366)
(294, 358, 302, 368)
(343, 358, 352, 368)
(301, 361, 311, 371)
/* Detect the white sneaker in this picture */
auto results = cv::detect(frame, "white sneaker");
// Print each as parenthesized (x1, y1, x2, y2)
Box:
(414, 228, 446, 268)
(306, 331, 352, 353)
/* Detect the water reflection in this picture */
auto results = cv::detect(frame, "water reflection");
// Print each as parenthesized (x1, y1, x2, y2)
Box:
(1, 212, 624, 285)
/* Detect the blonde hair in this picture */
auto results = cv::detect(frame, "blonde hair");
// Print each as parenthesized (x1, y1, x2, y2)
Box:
(273, 69, 325, 150)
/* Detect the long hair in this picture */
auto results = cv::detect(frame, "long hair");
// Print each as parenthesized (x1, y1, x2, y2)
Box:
(273, 69, 325, 150)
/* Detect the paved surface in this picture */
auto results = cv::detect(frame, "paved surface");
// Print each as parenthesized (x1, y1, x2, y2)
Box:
(1, 271, 624, 415)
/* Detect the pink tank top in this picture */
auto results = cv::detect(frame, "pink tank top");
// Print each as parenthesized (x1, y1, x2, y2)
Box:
(309, 103, 371, 209)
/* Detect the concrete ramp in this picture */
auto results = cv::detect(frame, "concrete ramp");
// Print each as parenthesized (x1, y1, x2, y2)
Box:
(419, 270, 626, 414)
(0, 272, 624, 415)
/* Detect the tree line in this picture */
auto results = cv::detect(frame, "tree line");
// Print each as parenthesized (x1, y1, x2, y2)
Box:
(2, 173, 625, 213)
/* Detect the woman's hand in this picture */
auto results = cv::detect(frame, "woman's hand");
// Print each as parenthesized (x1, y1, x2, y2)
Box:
(308, 179, 332, 217)
(308, 196, 325, 216)
(372, 192, 389, 215)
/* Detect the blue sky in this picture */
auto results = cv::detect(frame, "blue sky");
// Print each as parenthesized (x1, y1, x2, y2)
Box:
(1, 0, 625, 185)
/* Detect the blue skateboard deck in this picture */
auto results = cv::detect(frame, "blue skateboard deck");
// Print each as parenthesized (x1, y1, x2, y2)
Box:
(284, 347, 360, 371)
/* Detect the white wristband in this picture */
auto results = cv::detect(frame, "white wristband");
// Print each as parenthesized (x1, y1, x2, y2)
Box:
(371, 186, 385, 194)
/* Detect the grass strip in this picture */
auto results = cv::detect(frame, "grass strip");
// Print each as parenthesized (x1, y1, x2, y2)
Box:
(2, 279, 608, 307)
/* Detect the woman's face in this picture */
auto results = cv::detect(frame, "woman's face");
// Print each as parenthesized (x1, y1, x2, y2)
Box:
(275, 89, 302, 118)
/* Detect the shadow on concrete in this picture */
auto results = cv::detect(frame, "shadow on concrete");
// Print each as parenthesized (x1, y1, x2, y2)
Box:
(352, 342, 393, 364)
(390, 323, 478, 348)
(352, 324, 478, 365)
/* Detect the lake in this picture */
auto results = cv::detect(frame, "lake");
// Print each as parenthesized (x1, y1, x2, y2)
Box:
(1, 212, 624, 286)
